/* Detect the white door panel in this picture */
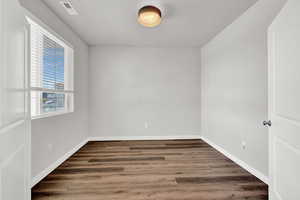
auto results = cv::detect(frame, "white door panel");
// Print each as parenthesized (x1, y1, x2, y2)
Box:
(1, 145, 26, 200)
(1, 0, 26, 126)
(268, 0, 300, 199)
(0, 0, 30, 199)
(275, 29, 300, 122)
(0, 121, 26, 162)
(274, 137, 300, 200)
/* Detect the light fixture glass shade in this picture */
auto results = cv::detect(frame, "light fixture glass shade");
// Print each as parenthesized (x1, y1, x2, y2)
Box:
(138, 6, 162, 27)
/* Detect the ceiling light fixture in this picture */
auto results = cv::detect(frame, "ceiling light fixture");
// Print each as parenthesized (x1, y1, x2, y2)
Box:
(138, 5, 162, 28)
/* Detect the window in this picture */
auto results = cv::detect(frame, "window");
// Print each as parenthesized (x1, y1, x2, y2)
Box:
(29, 19, 74, 118)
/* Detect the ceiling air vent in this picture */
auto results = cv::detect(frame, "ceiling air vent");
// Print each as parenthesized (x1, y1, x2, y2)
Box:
(60, 0, 78, 15)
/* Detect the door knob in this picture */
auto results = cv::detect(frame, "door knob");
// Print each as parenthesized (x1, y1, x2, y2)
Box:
(263, 120, 272, 127)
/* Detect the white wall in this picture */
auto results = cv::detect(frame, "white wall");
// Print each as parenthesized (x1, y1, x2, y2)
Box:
(201, 0, 287, 178)
(89, 46, 201, 140)
(20, 0, 89, 180)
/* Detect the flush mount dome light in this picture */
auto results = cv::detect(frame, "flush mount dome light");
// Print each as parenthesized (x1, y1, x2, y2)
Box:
(138, 5, 162, 27)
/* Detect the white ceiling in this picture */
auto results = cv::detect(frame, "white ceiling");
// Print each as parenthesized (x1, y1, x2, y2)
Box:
(43, 0, 258, 47)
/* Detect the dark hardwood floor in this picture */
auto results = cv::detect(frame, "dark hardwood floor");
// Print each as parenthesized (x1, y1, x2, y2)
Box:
(32, 139, 268, 200)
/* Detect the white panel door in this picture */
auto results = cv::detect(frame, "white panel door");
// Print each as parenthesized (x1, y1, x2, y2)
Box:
(0, 0, 30, 199)
(268, 0, 300, 200)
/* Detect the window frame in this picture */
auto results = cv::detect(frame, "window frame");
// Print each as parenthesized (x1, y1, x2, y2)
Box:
(27, 17, 74, 119)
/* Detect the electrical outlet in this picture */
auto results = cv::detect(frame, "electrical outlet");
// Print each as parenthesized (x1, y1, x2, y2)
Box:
(144, 122, 149, 129)
(242, 141, 246, 150)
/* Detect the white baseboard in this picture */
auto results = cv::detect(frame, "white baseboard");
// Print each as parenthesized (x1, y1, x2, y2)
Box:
(31, 138, 89, 188)
(200, 136, 269, 185)
(88, 135, 201, 141)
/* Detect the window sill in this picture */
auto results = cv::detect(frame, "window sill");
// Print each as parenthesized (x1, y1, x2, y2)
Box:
(31, 110, 74, 120)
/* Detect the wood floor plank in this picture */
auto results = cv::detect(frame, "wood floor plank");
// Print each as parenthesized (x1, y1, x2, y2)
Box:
(32, 139, 268, 200)
(53, 167, 124, 174)
(88, 156, 165, 162)
(175, 175, 261, 184)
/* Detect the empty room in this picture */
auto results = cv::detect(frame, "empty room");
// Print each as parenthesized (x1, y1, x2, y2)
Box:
(0, 0, 299, 199)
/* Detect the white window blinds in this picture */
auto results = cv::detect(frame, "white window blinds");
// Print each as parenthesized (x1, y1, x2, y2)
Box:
(29, 19, 74, 118)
